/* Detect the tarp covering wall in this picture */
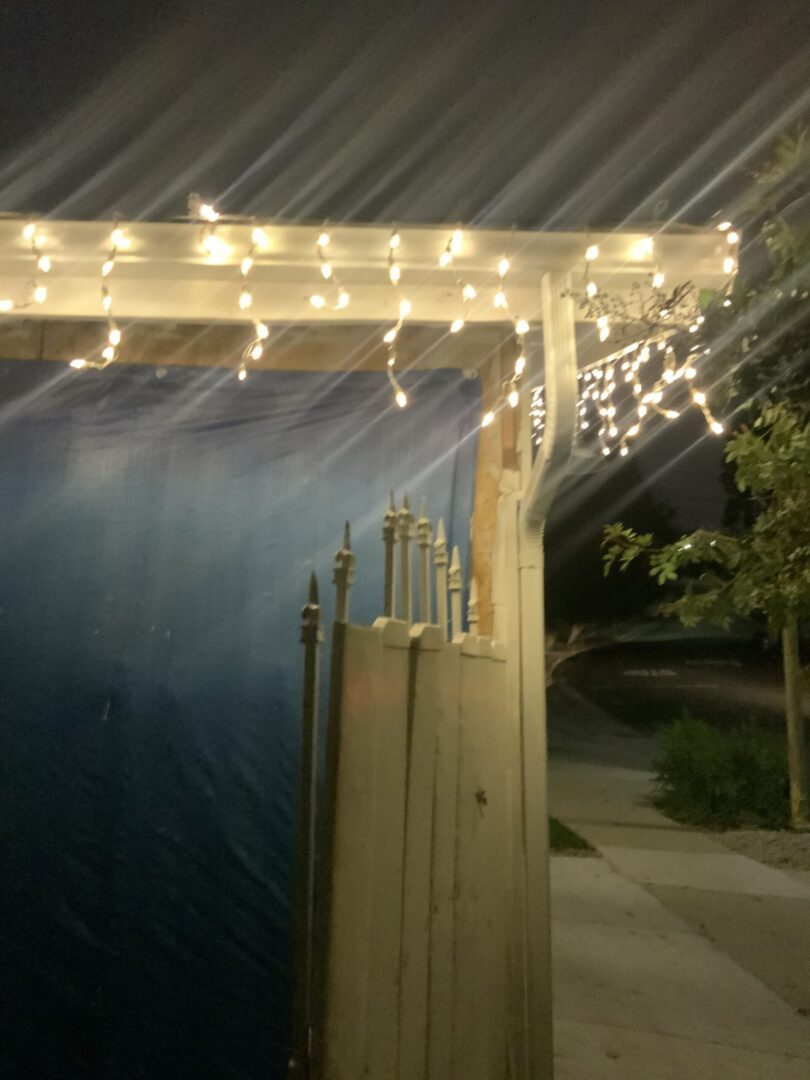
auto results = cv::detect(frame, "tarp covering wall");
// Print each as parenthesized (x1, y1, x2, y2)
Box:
(0, 360, 479, 1080)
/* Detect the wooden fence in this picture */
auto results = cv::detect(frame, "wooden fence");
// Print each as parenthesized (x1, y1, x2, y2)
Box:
(291, 497, 526, 1080)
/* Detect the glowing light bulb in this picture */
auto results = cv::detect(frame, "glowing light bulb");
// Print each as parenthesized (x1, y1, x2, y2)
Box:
(395, 389, 408, 409)
(102, 293, 112, 312)
(23, 222, 37, 242)
(399, 298, 412, 319)
(462, 283, 477, 301)
(383, 328, 398, 344)
(717, 221, 731, 232)
(450, 318, 464, 333)
(602, 446, 611, 456)
(514, 354, 526, 376)
(585, 244, 599, 262)
(389, 264, 401, 285)
(692, 390, 706, 405)
(255, 321, 269, 340)
(241, 256, 254, 275)
(638, 404, 648, 417)
(515, 318, 530, 335)
(608, 424, 619, 437)
(494, 290, 507, 309)
(596, 315, 608, 328)
(450, 229, 464, 255)
(250, 343, 263, 361)
(508, 388, 519, 408)
(620, 445, 629, 457)
(586, 281, 598, 298)
(723, 298, 732, 307)
(110, 227, 130, 249)
(723, 256, 736, 275)
(389, 231, 401, 250)
(102, 259, 115, 277)
(652, 272, 665, 289)
(685, 366, 696, 379)
(0, 299, 13, 312)
(238, 366, 247, 381)
(239, 287, 253, 310)
(199, 203, 220, 223)
(37, 255, 51, 273)
(34, 284, 47, 303)
(252, 226, 268, 248)
(498, 257, 510, 277)
(309, 294, 325, 309)
(321, 261, 333, 280)
(439, 250, 452, 269)
(727, 231, 739, 245)
(664, 409, 680, 420)
(481, 410, 495, 428)
(69, 357, 87, 369)
(108, 327, 122, 347)
(317, 231, 330, 249)
(102, 345, 115, 361)
(599, 326, 610, 342)
(710, 420, 724, 435)
(628, 424, 640, 438)
(337, 291, 350, 309)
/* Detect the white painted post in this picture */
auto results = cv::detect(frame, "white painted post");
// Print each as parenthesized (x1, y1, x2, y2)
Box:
(434, 518, 449, 641)
(467, 576, 479, 636)
(448, 544, 462, 640)
(518, 270, 579, 1080)
(333, 521, 356, 625)
(416, 501, 433, 624)
(398, 495, 415, 625)
(383, 492, 397, 618)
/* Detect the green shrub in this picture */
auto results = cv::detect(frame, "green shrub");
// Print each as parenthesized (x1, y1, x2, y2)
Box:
(654, 713, 790, 829)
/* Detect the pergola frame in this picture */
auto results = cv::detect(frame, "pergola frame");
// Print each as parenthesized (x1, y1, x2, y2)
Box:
(0, 217, 729, 1080)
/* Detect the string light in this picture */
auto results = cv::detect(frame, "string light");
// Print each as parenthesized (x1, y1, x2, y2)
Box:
(237, 228, 270, 373)
(310, 227, 350, 311)
(382, 231, 412, 408)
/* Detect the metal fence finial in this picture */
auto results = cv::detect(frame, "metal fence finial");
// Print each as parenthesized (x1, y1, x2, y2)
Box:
(448, 544, 462, 640)
(434, 517, 449, 640)
(383, 492, 397, 618)
(333, 521, 356, 624)
(416, 499, 433, 625)
(398, 495, 415, 624)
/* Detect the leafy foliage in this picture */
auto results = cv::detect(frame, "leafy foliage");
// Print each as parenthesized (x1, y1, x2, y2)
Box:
(602, 405, 810, 633)
(654, 713, 790, 829)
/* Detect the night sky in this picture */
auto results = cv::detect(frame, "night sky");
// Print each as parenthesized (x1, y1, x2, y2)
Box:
(0, 0, 807, 225)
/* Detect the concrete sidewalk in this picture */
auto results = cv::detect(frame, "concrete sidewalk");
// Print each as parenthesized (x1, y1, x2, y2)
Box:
(548, 687, 810, 1078)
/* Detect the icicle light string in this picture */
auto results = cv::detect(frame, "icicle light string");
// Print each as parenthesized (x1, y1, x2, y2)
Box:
(558, 228, 736, 452)
(236, 225, 271, 383)
(70, 223, 130, 371)
(0, 221, 52, 313)
(309, 226, 349, 312)
(437, 228, 478, 334)
(383, 228, 410, 409)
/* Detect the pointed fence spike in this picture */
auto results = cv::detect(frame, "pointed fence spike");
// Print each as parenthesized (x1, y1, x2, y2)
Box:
(389, 490, 396, 510)
(309, 570, 319, 605)
(416, 507, 433, 624)
(434, 518, 449, 639)
(333, 523, 356, 624)
(343, 520, 351, 549)
(448, 544, 463, 640)
(397, 496, 415, 624)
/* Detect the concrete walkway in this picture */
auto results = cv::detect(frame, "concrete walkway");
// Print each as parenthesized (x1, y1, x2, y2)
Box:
(548, 684, 810, 1079)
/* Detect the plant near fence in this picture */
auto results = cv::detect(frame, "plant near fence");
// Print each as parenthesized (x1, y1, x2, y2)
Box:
(655, 713, 790, 829)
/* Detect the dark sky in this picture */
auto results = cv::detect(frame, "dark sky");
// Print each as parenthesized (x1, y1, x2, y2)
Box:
(0, 0, 807, 225)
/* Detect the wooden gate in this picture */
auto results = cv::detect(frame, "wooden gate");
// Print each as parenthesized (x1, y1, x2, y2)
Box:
(291, 499, 526, 1080)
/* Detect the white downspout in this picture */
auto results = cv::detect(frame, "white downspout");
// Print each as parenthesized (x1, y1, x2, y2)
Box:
(518, 271, 578, 1080)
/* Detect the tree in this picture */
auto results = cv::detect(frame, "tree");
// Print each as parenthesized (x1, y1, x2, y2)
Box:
(602, 405, 810, 829)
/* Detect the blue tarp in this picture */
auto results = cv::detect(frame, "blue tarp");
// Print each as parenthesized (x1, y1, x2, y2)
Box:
(0, 360, 479, 1080)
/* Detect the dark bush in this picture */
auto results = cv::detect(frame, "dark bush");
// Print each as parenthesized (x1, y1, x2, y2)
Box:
(654, 714, 790, 829)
